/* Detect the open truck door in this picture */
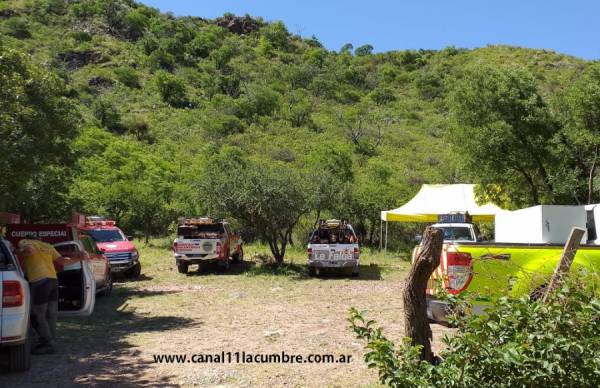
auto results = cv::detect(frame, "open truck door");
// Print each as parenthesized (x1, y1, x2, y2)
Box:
(53, 242, 96, 317)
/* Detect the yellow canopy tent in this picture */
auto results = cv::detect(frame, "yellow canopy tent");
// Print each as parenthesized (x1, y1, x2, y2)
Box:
(379, 184, 506, 250)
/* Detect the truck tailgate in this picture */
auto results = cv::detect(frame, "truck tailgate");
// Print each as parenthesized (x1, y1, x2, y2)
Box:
(176, 239, 218, 255)
(311, 244, 355, 261)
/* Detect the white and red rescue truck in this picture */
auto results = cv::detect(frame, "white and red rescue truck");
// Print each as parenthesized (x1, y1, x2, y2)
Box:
(172, 217, 243, 274)
(77, 216, 141, 278)
(307, 219, 360, 277)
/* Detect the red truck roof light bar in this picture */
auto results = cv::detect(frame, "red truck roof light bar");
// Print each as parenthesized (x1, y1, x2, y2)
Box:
(85, 220, 116, 227)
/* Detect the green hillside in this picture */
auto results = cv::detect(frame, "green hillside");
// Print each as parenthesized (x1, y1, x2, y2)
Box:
(1, 0, 597, 252)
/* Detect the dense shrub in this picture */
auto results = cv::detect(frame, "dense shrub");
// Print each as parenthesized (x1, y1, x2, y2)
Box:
(93, 98, 123, 133)
(6, 17, 31, 39)
(237, 86, 280, 120)
(71, 31, 92, 42)
(349, 282, 600, 388)
(369, 87, 396, 105)
(114, 66, 140, 88)
(154, 71, 189, 108)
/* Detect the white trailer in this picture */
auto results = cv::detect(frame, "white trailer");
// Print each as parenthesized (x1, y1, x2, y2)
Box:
(495, 205, 588, 244)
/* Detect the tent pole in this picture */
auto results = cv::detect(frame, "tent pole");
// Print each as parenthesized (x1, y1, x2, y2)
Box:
(379, 218, 383, 251)
(384, 221, 388, 256)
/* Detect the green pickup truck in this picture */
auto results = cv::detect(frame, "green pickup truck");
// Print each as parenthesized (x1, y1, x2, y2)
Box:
(412, 213, 600, 322)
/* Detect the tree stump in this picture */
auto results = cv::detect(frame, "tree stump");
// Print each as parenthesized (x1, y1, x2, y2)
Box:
(402, 226, 443, 363)
(542, 227, 586, 303)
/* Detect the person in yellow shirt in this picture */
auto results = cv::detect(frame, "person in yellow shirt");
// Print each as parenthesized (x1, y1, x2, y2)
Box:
(17, 239, 84, 355)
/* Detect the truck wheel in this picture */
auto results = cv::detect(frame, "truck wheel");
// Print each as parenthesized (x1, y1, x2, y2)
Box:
(308, 266, 316, 277)
(232, 247, 244, 263)
(351, 266, 360, 277)
(100, 271, 113, 297)
(126, 262, 142, 278)
(218, 259, 230, 271)
(177, 263, 189, 274)
(8, 331, 31, 372)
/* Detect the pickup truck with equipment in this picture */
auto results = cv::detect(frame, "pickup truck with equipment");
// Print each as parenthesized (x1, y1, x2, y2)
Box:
(413, 207, 600, 322)
(307, 219, 360, 277)
(172, 218, 243, 274)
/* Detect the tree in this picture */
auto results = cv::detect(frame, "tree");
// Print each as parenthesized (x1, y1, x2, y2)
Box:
(262, 21, 290, 50)
(71, 129, 176, 240)
(448, 65, 558, 206)
(340, 43, 353, 53)
(201, 150, 310, 263)
(0, 46, 79, 220)
(237, 86, 280, 121)
(556, 64, 600, 204)
(354, 44, 373, 56)
(305, 143, 354, 224)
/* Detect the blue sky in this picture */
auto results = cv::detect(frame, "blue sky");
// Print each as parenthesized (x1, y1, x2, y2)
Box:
(141, 1, 599, 59)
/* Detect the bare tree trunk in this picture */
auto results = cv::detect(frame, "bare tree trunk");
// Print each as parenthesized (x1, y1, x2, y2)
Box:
(402, 226, 443, 363)
(588, 147, 598, 204)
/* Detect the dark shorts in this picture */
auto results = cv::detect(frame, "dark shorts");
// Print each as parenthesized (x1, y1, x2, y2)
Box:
(29, 278, 58, 305)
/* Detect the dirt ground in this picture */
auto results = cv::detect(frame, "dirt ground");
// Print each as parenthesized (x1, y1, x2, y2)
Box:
(0, 245, 453, 387)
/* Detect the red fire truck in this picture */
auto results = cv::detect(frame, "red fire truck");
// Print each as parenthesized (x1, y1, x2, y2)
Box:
(77, 216, 141, 278)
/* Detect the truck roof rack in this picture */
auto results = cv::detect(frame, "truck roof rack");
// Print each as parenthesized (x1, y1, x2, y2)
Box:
(318, 219, 349, 229)
(438, 212, 472, 224)
(178, 217, 224, 225)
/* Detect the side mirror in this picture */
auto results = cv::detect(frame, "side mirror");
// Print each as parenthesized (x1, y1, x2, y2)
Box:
(127, 235, 133, 241)
(415, 235, 423, 244)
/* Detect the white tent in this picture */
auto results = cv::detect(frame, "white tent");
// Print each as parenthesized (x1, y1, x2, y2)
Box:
(379, 184, 506, 250)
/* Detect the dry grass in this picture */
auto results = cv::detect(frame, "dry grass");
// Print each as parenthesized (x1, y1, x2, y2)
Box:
(0, 242, 453, 387)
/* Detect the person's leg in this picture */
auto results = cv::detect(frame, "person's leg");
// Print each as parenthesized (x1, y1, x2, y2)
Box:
(31, 303, 52, 344)
(29, 278, 56, 353)
(46, 279, 59, 342)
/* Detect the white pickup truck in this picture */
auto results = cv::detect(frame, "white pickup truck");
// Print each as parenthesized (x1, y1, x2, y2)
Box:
(172, 218, 243, 274)
(307, 219, 360, 277)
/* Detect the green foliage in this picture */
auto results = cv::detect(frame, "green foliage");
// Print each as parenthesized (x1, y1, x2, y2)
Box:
(154, 70, 189, 108)
(5, 17, 31, 38)
(201, 151, 310, 263)
(261, 21, 290, 50)
(71, 31, 92, 43)
(448, 65, 559, 206)
(237, 86, 280, 121)
(355, 44, 374, 56)
(186, 25, 223, 58)
(114, 66, 140, 88)
(93, 98, 123, 132)
(72, 128, 175, 240)
(122, 9, 149, 40)
(0, 0, 597, 245)
(349, 282, 600, 387)
(369, 87, 396, 105)
(0, 45, 79, 220)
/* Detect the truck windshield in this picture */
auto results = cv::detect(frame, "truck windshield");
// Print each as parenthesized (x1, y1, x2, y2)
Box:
(178, 224, 224, 239)
(439, 227, 473, 241)
(87, 229, 125, 242)
(310, 228, 357, 244)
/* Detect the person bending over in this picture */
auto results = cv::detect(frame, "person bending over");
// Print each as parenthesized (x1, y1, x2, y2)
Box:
(17, 239, 85, 355)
